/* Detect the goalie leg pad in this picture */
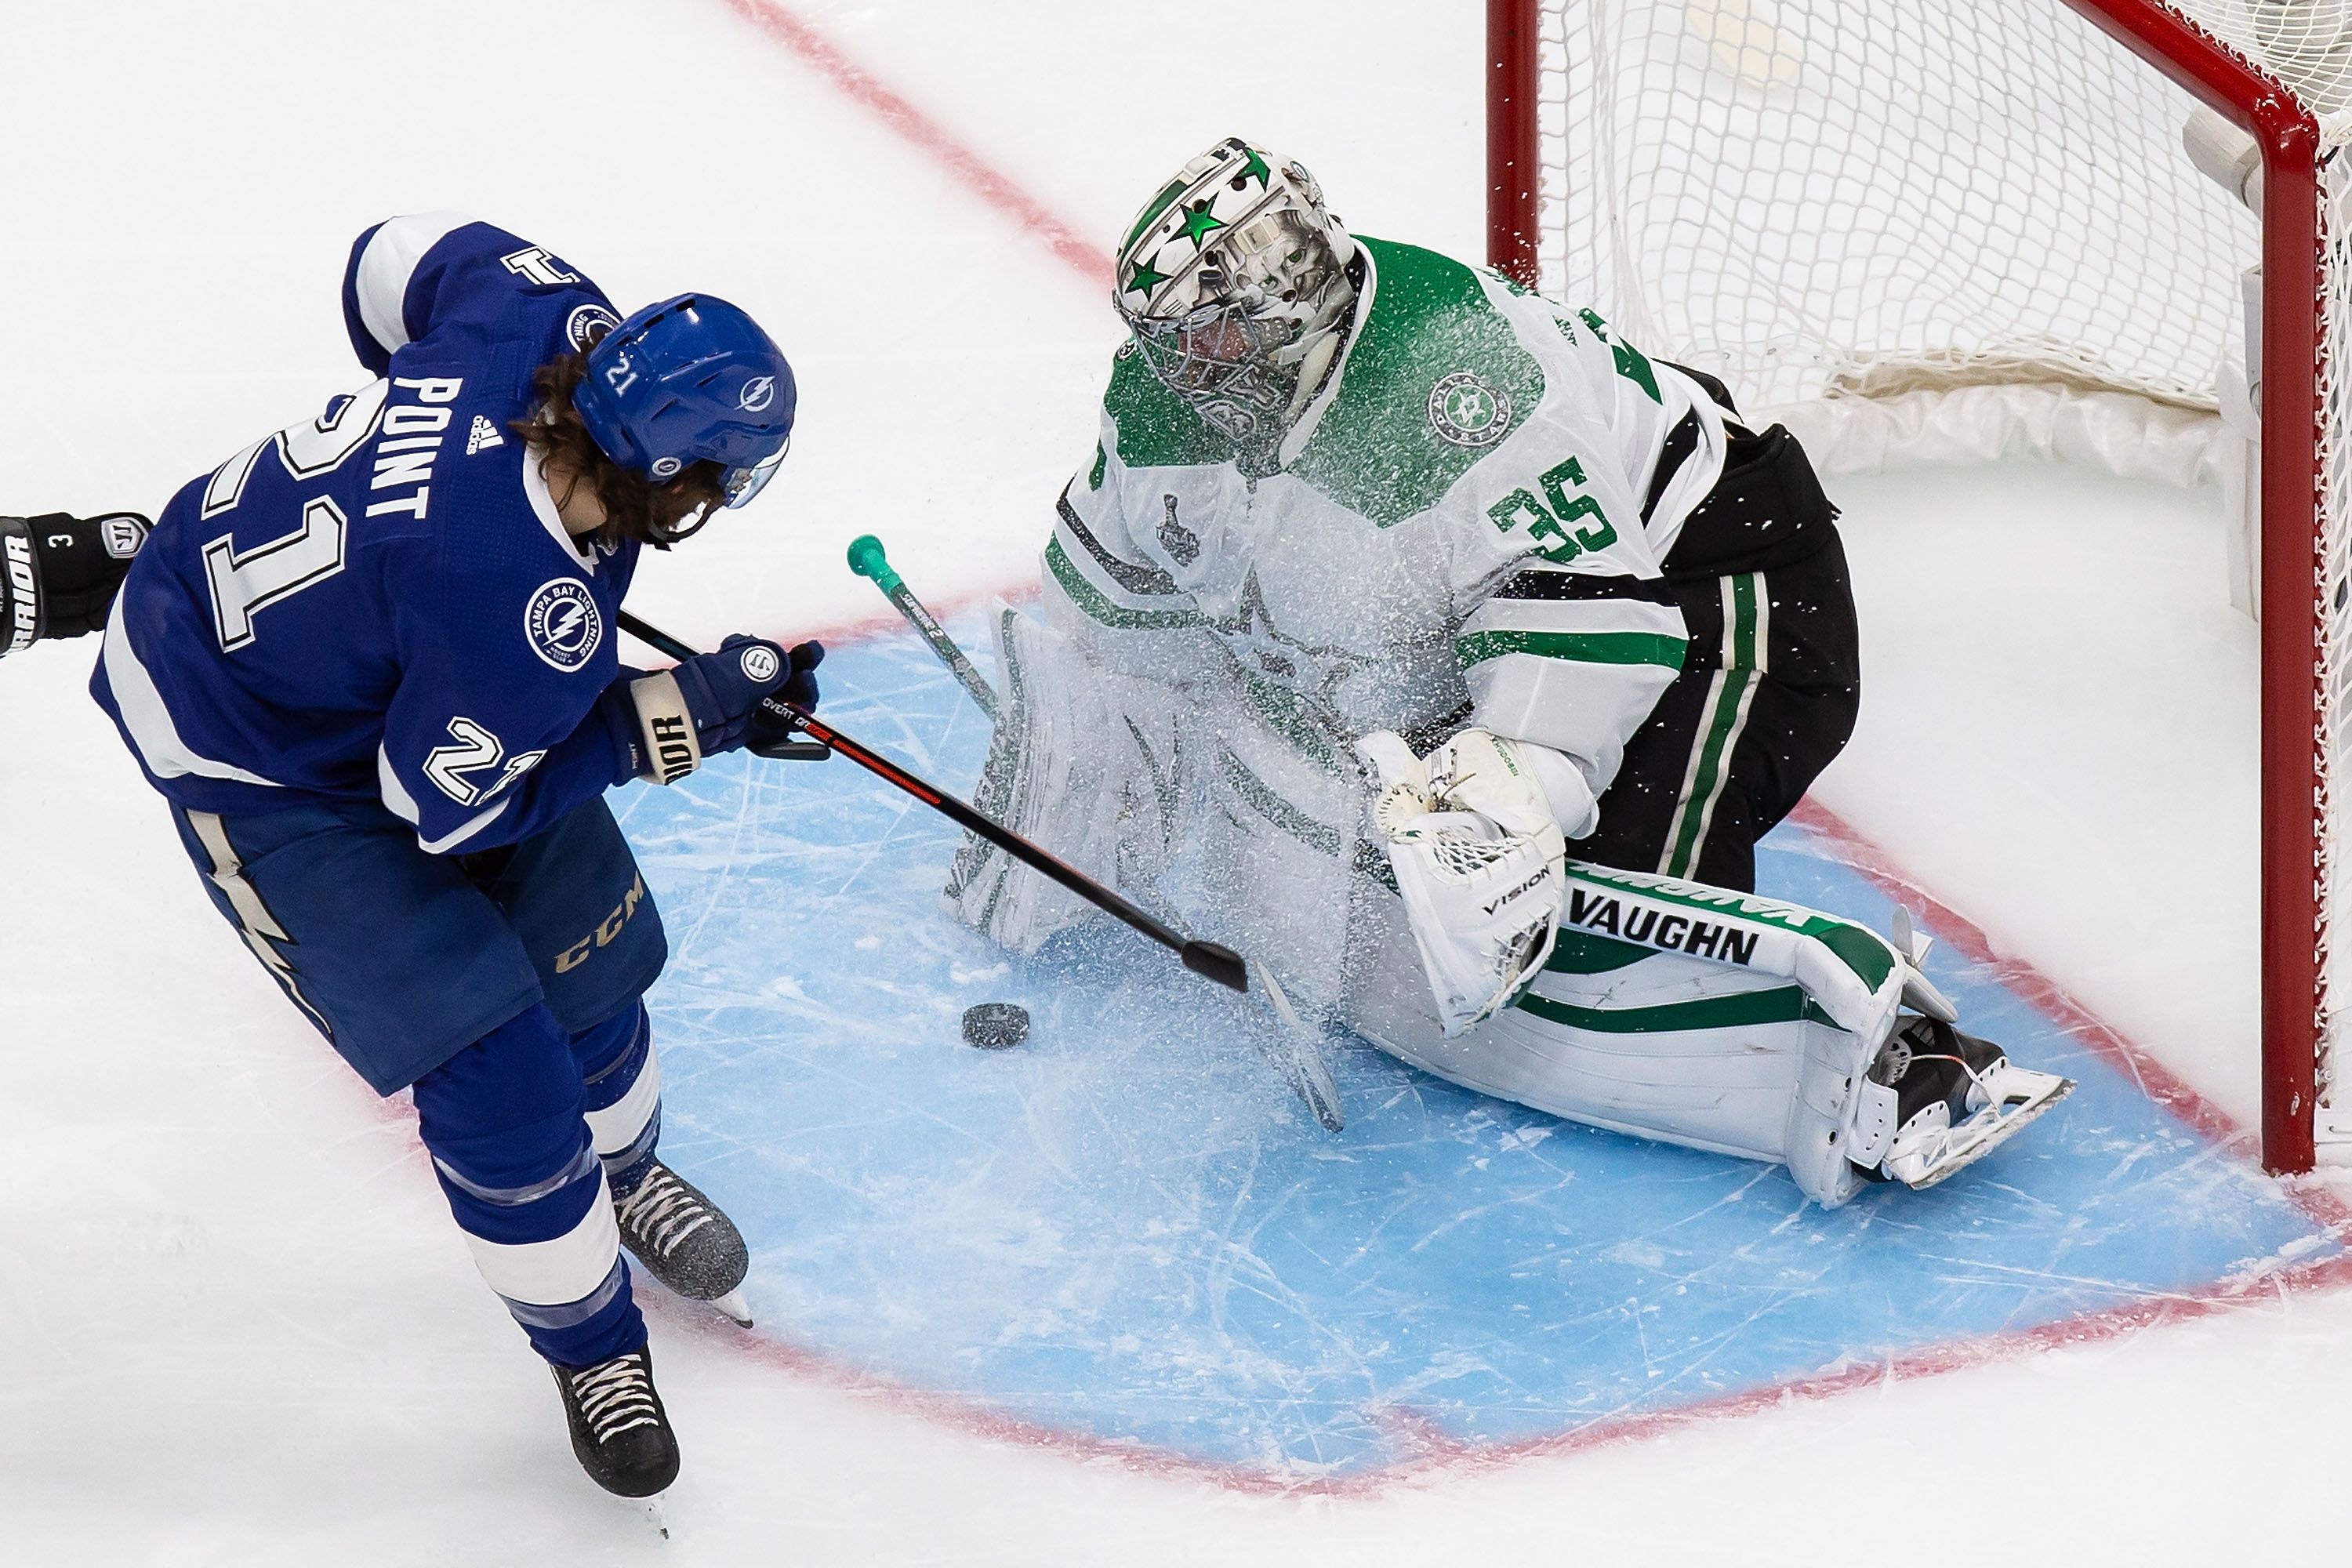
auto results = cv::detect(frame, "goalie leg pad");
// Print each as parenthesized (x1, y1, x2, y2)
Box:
(945, 606, 1188, 951)
(1181, 701, 1368, 1014)
(1348, 898, 1880, 1206)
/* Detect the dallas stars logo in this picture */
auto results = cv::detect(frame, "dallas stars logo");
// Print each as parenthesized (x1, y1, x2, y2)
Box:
(1427, 370, 1513, 449)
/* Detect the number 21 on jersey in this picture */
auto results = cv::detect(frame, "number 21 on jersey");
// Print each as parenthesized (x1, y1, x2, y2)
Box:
(198, 381, 389, 652)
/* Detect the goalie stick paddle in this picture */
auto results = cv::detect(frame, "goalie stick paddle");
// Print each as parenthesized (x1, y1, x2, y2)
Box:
(616, 609, 1250, 996)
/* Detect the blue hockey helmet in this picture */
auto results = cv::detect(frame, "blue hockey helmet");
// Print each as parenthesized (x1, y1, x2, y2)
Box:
(572, 293, 797, 513)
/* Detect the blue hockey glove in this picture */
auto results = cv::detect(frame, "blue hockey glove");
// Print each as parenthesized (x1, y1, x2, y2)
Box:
(779, 639, 822, 710)
(747, 640, 823, 754)
(674, 634, 794, 753)
(612, 633, 792, 785)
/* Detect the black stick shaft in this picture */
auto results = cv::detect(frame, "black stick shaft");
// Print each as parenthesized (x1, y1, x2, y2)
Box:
(617, 608, 1247, 993)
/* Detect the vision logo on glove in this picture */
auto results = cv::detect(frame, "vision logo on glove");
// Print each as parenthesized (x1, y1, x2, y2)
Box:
(523, 579, 604, 672)
(739, 644, 781, 683)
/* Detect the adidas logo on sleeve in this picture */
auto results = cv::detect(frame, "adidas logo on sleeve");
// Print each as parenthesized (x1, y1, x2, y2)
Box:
(466, 416, 505, 456)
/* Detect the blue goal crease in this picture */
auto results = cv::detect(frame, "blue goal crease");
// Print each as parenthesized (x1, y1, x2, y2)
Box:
(623, 618, 2340, 1479)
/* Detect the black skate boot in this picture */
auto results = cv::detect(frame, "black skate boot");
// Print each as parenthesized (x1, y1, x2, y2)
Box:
(552, 1345, 679, 1499)
(612, 1160, 752, 1324)
(1862, 1016, 2072, 1189)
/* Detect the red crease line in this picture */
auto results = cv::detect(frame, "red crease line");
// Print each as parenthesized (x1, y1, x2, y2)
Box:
(721, 0, 1111, 288)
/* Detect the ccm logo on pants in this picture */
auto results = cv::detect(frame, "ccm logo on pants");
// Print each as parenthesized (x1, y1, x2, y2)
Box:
(554, 874, 647, 975)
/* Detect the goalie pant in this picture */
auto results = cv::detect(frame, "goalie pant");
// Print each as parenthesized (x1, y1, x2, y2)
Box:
(1574, 409, 1860, 893)
(172, 793, 673, 1367)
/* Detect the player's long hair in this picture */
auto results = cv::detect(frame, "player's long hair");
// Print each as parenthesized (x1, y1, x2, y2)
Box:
(511, 350, 730, 550)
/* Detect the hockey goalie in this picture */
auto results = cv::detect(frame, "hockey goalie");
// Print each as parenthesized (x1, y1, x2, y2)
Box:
(949, 138, 2071, 1207)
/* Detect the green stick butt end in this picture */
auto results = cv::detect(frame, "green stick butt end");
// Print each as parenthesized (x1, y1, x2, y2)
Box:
(846, 534, 903, 594)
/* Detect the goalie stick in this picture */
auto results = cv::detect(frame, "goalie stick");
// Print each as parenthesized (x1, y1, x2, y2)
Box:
(615, 608, 1250, 996)
(833, 550, 1347, 1134)
(847, 535, 1000, 720)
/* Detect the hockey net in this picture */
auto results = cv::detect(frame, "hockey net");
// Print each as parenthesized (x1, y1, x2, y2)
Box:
(1490, 0, 2352, 1170)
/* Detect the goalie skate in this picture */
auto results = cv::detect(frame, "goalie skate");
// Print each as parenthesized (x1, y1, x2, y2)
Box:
(1865, 1018, 2074, 1190)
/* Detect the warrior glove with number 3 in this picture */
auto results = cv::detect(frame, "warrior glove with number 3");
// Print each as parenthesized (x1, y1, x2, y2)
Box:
(610, 633, 816, 786)
(2, 511, 151, 657)
(1359, 727, 1573, 1036)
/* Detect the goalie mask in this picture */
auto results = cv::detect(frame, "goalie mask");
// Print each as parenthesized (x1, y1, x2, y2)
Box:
(1113, 137, 1360, 442)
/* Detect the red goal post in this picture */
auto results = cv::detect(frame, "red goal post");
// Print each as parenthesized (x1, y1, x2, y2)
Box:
(1487, 0, 2332, 1173)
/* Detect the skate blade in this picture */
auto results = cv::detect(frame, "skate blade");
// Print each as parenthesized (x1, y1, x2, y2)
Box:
(710, 1288, 753, 1327)
(1906, 1076, 2075, 1191)
(642, 1496, 670, 1539)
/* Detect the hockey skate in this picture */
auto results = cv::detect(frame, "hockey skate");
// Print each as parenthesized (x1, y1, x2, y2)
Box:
(553, 1345, 679, 1500)
(613, 1160, 753, 1326)
(1862, 1017, 2073, 1189)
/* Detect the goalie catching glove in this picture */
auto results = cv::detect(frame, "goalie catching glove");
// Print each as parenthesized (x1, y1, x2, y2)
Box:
(607, 633, 822, 784)
(1359, 727, 1593, 1036)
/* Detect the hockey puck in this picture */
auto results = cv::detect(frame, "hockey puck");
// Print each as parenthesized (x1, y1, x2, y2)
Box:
(961, 1003, 1029, 1050)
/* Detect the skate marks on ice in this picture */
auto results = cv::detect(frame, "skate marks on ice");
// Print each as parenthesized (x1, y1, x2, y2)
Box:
(615, 618, 2347, 1485)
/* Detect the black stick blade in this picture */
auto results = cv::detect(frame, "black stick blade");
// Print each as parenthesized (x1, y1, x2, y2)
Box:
(1181, 941, 1250, 993)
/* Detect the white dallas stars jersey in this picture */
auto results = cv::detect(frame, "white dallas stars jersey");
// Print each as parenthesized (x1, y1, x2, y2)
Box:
(1044, 234, 1731, 800)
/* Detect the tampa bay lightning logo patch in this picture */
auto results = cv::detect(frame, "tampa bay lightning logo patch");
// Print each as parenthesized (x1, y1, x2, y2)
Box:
(523, 578, 604, 672)
(565, 303, 621, 354)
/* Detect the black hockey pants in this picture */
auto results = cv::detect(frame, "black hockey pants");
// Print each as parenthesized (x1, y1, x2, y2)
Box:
(1570, 419, 1861, 893)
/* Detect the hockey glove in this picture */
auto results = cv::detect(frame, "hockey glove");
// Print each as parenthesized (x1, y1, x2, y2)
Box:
(746, 639, 824, 751)
(2, 510, 151, 655)
(613, 633, 795, 786)
(1359, 728, 1570, 1036)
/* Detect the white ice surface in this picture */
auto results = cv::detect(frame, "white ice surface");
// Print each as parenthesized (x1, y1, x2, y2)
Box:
(2, 1, 2345, 1561)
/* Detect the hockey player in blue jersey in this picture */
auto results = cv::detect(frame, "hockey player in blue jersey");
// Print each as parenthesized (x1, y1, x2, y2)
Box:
(92, 213, 816, 1500)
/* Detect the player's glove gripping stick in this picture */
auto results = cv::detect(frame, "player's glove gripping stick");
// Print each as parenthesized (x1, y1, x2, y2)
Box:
(617, 609, 1250, 995)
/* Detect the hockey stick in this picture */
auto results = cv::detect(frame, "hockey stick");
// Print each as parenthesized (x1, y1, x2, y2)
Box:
(847, 535, 999, 720)
(831, 557, 1346, 1134)
(616, 608, 1250, 995)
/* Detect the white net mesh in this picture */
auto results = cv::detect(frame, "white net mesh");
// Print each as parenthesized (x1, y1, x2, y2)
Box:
(1533, 0, 2352, 1153)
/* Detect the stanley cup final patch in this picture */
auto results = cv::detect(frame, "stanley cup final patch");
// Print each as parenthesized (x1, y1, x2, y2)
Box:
(1428, 370, 1513, 449)
(523, 578, 604, 672)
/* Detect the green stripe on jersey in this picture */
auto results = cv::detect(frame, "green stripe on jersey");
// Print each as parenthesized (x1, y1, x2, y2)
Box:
(1456, 629, 1689, 670)
(1046, 538, 1204, 631)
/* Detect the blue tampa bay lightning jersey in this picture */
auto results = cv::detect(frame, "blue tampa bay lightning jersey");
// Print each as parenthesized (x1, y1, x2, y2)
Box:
(93, 214, 644, 854)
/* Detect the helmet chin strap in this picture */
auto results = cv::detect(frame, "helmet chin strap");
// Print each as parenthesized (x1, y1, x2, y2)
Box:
(1282, 323, 1348, 421)
(1276, 270, 1362, 422)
